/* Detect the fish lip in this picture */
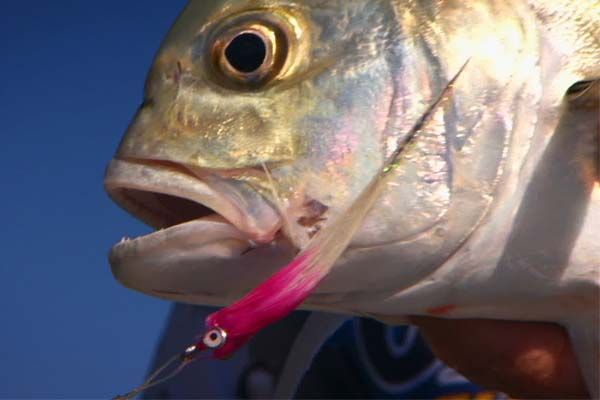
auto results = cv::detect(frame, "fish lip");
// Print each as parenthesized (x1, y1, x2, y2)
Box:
(109, 215, 253, 265)
(104, 158, 282, 248)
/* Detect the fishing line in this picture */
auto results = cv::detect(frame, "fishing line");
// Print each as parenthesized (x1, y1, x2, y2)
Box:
(113, 345, 204, 400)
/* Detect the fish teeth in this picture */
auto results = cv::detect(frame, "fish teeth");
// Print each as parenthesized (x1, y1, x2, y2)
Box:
(120, 236, 131, 244)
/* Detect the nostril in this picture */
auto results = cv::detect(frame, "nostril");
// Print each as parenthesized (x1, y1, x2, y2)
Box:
(160, 60, 186, 85)
(175, 61, 183, 83)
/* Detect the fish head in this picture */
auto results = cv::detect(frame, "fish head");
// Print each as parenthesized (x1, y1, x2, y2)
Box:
(105, 0, 539, 310)
(110, 1, 403, 241)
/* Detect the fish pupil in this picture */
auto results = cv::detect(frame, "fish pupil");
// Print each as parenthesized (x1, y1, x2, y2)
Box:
(225, 33, 267, 73)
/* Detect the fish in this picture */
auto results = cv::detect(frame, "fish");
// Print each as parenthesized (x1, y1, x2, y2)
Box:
(104, 0, 600, 397)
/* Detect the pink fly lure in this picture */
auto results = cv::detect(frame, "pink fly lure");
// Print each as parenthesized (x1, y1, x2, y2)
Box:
(113, 61, 470, 400)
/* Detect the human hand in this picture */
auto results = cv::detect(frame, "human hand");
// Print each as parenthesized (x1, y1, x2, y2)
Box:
(410, 317, 589, 399)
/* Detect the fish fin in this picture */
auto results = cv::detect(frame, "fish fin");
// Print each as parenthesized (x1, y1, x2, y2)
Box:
(566, 312, 600, 398)
(566, 79, 600, 106)
(274, 312, 349, 399)
(579, 80, 600, 183)
(565, 79, 599, 183)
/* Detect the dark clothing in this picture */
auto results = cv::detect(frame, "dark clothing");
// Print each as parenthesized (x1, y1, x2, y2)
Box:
(144, 304, 503, 399)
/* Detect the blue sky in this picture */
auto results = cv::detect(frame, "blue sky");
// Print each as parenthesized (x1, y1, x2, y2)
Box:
(0, 1, 188, 396)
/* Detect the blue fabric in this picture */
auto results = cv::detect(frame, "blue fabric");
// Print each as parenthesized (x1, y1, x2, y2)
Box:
(296, 318, 505, 399)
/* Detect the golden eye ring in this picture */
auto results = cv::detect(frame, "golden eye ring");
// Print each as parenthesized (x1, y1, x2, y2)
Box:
(209, 16, 291, 89)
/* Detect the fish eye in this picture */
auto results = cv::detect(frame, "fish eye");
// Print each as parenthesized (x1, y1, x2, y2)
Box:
(209, 17, 290, 89)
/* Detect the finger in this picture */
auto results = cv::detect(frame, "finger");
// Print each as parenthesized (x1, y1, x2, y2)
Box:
(409, 317, 589, 399)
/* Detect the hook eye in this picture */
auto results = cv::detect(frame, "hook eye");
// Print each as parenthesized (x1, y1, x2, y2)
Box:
(202, 327, 228, 349)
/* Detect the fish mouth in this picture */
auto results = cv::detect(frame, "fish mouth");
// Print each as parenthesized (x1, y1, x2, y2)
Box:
(105, 158, 282, 241)
(104, 158, 295, 304)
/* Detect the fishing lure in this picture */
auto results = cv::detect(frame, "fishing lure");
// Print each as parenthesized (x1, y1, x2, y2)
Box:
(114, 61, 469, 399)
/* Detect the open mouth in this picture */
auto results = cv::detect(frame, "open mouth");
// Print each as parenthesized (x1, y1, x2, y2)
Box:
(105, 158, 283, 258)
(111, 187, 215, 230)
(104, 158, 299, 304)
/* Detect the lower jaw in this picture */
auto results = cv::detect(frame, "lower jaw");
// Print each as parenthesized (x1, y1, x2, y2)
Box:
(109, 224, 298, 305)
